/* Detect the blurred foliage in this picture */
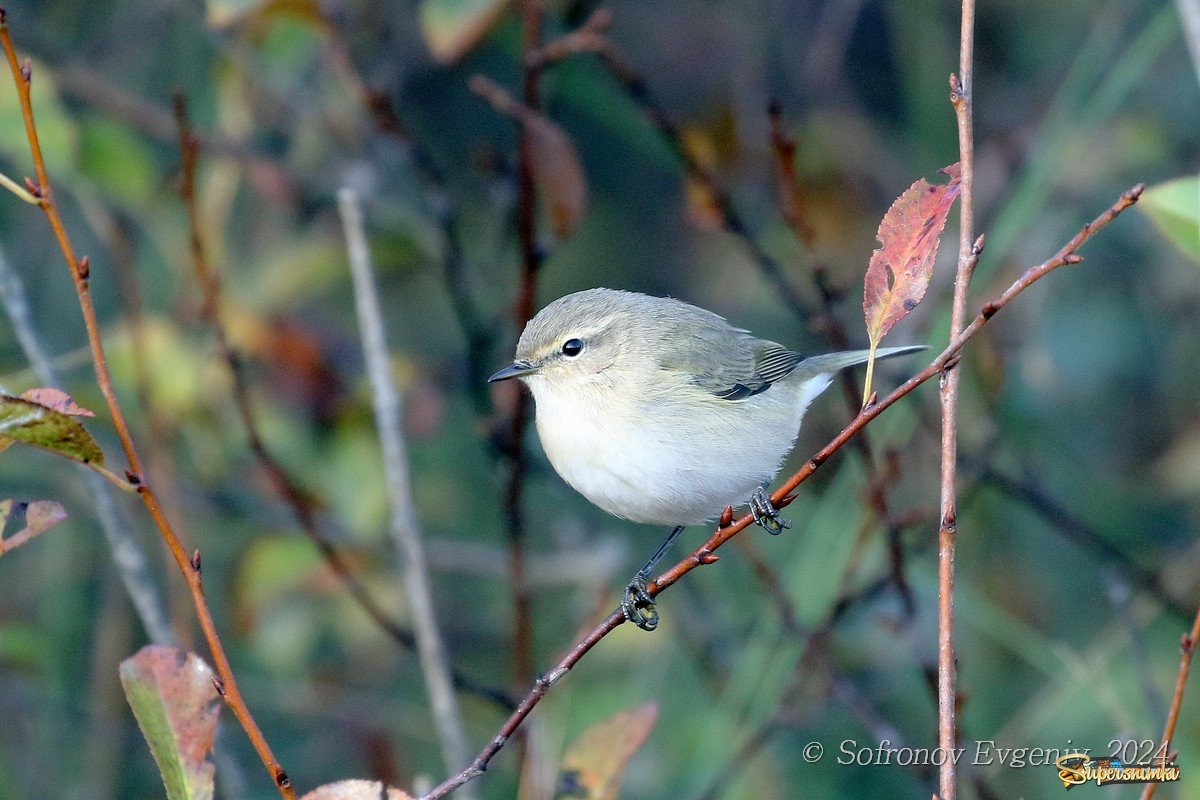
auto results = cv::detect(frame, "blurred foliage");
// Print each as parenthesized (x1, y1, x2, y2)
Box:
(0, 1, 1197, 799)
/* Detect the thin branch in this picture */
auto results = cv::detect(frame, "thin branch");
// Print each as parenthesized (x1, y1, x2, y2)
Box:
(0, 168, 38, 204)
(936, 3, 977, 796)
(419, 185, 1143, 800)
(525, 7, 614, 71)
(1139, 606, 1200, 800)
(975, 465, 1193, 620)
(338, 186, 474, 788)
(509, 0, 544, 693)
(0, 13, 294, 797)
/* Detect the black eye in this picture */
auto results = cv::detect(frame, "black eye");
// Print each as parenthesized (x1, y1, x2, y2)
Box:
(561, 338, 584, 357)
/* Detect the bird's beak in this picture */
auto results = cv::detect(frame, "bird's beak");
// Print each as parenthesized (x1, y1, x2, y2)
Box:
(488, 359, 539, 382)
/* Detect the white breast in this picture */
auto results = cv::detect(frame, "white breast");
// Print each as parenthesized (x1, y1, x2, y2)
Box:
(524, 372, 832, 526)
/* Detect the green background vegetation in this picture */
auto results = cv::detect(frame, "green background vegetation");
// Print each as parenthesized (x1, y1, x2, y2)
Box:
(0, 1, 1197, 798)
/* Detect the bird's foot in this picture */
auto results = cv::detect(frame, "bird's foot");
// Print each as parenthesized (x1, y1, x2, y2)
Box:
(620, 574, 659, 632)
(750, 486, 790, 535)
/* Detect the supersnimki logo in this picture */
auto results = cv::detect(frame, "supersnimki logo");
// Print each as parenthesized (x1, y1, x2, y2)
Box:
(1055, 753, 1180, 789)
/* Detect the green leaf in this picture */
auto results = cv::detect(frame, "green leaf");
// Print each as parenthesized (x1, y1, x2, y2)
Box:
(119, 646, 221, 800)
(0, 393, 104, 466)
(205, 0, 326, 31)
(1138, 176, 1200, 262)
(419, 0, 512, 64)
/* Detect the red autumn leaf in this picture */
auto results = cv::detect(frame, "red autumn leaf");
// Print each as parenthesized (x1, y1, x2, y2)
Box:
(21, 387, 94, 417)
(864, 162, 962, 346)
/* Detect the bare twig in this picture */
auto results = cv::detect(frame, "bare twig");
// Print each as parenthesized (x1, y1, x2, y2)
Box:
(1139, 606, 1200, 799)
(419, 186, 1143, 800)
(0, 168, 38, 204)
(975, 465, 1192, 620)
(936, 2, 977, 796)
(509, 0, 544, 693)
(525, 7, 614, 71)
(338, 186, 474, 788)
(0, 14, 293, 797)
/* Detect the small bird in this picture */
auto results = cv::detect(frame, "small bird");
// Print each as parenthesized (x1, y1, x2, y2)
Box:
(489, 288, 922, 630)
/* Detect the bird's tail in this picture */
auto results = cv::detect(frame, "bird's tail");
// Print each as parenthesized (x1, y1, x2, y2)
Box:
(796, 344, 927, 375)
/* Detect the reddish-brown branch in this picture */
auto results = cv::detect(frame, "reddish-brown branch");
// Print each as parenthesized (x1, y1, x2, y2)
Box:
(1139, 606, 1200, 800)
(936, 2, 977, 797)
(0, 14, 294, 798)
(419, 185, 1142, 800)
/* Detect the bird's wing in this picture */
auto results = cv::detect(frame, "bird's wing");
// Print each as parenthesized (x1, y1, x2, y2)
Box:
(704, 341, 804, 401)
(657, 313, 804, 401)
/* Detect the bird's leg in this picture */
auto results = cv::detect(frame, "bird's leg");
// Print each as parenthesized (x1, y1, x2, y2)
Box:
(621, 525, 686, 632)
(750, 486, 790, 535)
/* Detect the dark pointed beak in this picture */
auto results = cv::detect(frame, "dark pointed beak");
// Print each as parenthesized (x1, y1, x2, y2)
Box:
(488, 360, 539, 382)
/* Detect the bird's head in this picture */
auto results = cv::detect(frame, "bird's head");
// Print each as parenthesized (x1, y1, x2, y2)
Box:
(488, 288, 641, 388)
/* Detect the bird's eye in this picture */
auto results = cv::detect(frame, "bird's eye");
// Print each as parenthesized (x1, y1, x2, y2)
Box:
(561, 338, 584, 357)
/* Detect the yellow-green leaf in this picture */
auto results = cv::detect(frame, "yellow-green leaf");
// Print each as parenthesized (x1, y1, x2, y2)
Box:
(0, 394, 104, 466)
(1139, 176, 1200, 262)
(419, 0, 512, 64)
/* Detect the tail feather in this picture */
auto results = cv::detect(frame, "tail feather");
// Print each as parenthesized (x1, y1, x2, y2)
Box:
(796, 344, 927, 375)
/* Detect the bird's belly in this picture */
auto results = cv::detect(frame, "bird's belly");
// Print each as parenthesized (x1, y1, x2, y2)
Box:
(533, 394, 794, 526)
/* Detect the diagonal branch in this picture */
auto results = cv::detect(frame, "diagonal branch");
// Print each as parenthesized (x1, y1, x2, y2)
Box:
(418, 184, 1142, 800)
